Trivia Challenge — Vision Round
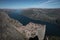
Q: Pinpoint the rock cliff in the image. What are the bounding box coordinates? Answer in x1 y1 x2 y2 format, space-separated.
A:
0 12 46 40
0 12 25 40
17 22 46 40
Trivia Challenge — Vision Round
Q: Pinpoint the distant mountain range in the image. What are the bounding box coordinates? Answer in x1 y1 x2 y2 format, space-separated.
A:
22 8 60 25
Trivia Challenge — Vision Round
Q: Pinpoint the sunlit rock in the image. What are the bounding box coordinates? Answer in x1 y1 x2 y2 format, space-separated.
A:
0 12 25 40
17 22 46 40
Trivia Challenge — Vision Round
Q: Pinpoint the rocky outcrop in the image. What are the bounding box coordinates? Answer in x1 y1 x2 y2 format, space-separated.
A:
17 22 46 40
0 12 46 40
0 12 25 40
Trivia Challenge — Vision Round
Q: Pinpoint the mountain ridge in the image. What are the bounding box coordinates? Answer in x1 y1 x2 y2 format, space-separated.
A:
22 8 60 25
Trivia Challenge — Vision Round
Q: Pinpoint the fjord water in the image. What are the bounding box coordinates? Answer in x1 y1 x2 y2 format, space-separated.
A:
8 10 60 36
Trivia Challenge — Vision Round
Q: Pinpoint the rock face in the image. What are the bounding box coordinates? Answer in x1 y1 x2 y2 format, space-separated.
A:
0 12 46 40
17 22 46 40
0 12 25 40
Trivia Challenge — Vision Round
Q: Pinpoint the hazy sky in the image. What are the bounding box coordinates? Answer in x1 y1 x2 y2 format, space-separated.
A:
0 0 60 9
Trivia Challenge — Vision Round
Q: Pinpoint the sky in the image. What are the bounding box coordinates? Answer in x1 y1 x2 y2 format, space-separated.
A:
0 0 60 9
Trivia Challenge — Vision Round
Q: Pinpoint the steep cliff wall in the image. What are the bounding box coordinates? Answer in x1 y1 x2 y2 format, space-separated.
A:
17 22 46 40
0 12 25 40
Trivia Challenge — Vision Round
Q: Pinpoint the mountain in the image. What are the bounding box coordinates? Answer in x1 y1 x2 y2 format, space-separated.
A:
0 12 25 40
22 8 60 25
7 11 60 36
0 9 60 40
0 12 47 40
